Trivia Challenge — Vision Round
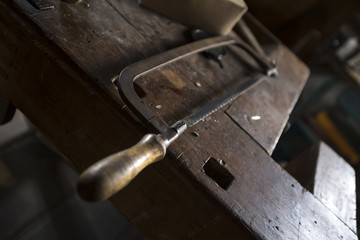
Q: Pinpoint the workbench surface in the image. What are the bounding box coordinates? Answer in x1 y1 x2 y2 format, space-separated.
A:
0 0 357 239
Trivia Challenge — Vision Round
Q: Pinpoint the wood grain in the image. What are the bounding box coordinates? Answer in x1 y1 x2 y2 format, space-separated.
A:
286 142 357 233
0 0 356 239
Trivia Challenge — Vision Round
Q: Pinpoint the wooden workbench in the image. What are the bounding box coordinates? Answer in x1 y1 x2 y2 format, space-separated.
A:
0 0 357 239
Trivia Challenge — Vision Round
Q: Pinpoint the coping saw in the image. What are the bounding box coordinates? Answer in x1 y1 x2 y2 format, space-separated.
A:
77 35 277 201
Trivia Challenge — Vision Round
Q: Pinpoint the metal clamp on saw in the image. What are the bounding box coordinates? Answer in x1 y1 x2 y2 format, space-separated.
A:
77 35 277 202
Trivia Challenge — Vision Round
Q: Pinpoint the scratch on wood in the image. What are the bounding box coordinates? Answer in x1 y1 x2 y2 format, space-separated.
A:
105 0 138 30
176 152 184 160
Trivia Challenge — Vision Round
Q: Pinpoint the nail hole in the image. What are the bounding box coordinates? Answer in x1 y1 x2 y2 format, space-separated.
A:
203 157 234 190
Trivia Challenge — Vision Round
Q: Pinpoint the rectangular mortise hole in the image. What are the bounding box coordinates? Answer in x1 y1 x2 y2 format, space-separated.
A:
203 157 234 190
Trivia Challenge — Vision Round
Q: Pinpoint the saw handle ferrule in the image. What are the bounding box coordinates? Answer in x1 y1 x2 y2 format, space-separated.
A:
77 134 168 202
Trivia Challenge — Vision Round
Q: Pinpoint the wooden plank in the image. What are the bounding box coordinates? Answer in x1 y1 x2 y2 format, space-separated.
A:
8 0 298 153
0 0 356 239
286 142 357 232
168 110 356 239
0 2 258 239
314 143 357 232
31 0 190 98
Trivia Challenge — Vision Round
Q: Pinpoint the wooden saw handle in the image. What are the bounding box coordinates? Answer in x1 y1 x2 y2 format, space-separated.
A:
77 134 167 202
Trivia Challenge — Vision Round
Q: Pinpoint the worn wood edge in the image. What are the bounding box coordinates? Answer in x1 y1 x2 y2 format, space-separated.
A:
286 141 357 234
314 143 357 233
169 110 357 239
